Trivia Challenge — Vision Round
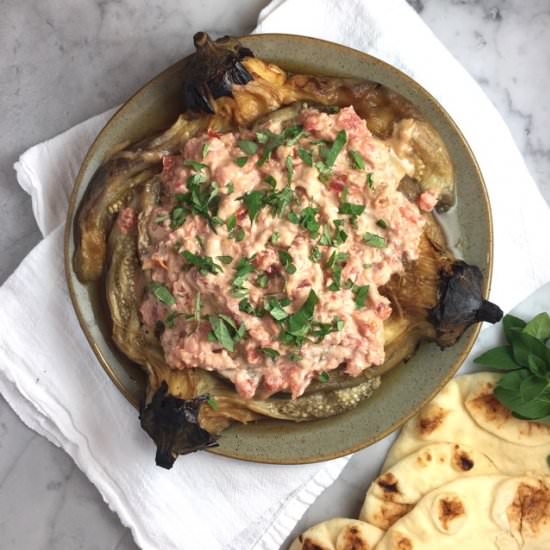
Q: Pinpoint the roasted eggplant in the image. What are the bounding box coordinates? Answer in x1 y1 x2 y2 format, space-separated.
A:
74 33 502 468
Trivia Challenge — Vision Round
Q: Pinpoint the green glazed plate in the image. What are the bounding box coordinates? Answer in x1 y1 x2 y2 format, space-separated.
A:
65 34 493 464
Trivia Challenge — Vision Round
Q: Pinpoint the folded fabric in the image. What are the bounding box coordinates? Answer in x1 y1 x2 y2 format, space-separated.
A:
1 1 549 549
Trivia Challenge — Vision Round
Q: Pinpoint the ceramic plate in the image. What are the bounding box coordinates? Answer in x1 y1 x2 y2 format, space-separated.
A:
65 34 492 464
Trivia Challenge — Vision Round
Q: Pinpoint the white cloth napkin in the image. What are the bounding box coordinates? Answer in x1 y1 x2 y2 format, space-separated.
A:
1 1 549 549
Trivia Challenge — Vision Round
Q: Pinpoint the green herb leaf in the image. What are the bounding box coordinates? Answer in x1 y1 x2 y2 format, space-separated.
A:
523 312 550 342
241 190 266 222
234 156 248 167
264 175 277 188
201 143 210 158
298 147 313 166
226 182 235 194
231 226 245 242
207 396 219 411
184 159 208 171
310 245 322 263
367 173 374 188
271 231 280 244
261 347 280 360
354 285 370 308
164 311 181 329
181 250 223 275
208 315 235 352
286 155 294 184
278 250 297 274
149 282 176 306
284 290 318 344
339 202 365 217
231 257 256 296
474 346 519 371
255 272 269 289
363 232 386 248
217 255 233 265
170 206 187 229
288 211 300 224
376 219 389 229
193 292 202 322
238 139 258 155
348 149 365 169
319 371 329 383
226 214 237 232
325 130 347 167
288 352 303 361
503 314 526 342
264 297 289 321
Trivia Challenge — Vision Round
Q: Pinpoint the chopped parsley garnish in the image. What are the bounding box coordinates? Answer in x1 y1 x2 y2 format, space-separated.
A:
238 139 258 155
264 296 290 321
363 232 386 248
234 156 248 167
297 206 320 237
288 352 303 361
325 130 347 167
256 125 306 166
261 347 280 360
238 298 264 317
310 245 322 263
201 143 210 158
255 272 269 288
281 289 318 346
339 202 366 217
348 149 365 169
149 282 176 306
278 250 297 274
367 172 375 188
231 226 245 242
164 311 181 329
181 250 223 275
271 231 280 244
241 190 265 222
184 159 208 171
170 206 187 229
174 177 220 230
226 214 237 232
326 251 349 291
319 371 329 383
264 174 277 188
297 147 313 166
193 292 202 322
286 155 294 184
353 285 370 308
217 255 233 265
376 219 389 229
310 318 345 342
207 396 219 410
154 212 168 224
231 256 256 297
288 211 300 224
226 182 235 194
207 314 246 352
319 220 348 247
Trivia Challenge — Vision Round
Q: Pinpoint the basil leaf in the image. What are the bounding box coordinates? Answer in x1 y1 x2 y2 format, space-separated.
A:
286 290 318 339
474 346 519 371
527 353 547 378
238 139 258 155
286 155 294 184
234 156 248 167
510 330 548 366
181 250 223 275
520 375 550 403
503 314 526 342
232 226 245 242
201 143 209 158
170 206 187 229
367 173 374 188
242 190 266 222
348 149 365 169
149 282 176 306
363 232 386 248
298 147 313 166
278 250 296 274
271 231 280 244
325 130 347 167
376 219 389 229
261 347 280 360
164 311 180 329
217 255 233 265
310 245 322 263
264 175 277 188
288 352 303 361
319 371 329 383
354 285 370 308
288 211 300 224
523 312 550 342
255 272 269 289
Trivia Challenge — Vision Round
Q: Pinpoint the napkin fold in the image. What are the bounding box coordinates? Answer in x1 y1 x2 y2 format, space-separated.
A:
1 1 549 549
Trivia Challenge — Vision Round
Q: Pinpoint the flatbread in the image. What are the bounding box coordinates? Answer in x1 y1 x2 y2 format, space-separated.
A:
360 442 498 529
383 372 550 475
375 475 550 549
288 517 384 550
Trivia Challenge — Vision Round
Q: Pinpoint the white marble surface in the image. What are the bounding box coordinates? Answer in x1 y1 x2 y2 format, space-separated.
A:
0 0 549 548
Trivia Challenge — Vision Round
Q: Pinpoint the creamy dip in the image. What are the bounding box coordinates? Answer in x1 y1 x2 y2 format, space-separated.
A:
134 105 431 399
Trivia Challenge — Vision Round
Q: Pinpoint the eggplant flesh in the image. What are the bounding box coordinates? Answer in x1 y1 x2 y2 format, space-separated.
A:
74 33 502 468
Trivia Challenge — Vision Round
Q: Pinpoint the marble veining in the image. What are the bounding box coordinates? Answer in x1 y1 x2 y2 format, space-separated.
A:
0 1 549 549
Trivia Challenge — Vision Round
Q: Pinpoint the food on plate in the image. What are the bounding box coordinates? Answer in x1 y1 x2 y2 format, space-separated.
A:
359 442 498 529
73 33 502 467
382 372 550 475
375 475 550 549
288 518 383 550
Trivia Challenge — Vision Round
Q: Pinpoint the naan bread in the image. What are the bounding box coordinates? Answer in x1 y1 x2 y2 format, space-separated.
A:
360 442 498 529
383 372 550 475
289 518 383 550
375 475 550 549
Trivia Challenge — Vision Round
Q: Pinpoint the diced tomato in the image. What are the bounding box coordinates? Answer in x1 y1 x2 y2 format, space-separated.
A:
330 177 346 192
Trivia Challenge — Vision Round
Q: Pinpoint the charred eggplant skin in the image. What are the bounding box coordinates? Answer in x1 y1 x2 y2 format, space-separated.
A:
429 261 503 346
183 32 254 114
140 382 218 469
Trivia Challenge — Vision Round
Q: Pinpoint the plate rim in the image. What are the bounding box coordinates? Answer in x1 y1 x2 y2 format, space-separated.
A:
64 33 493 464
